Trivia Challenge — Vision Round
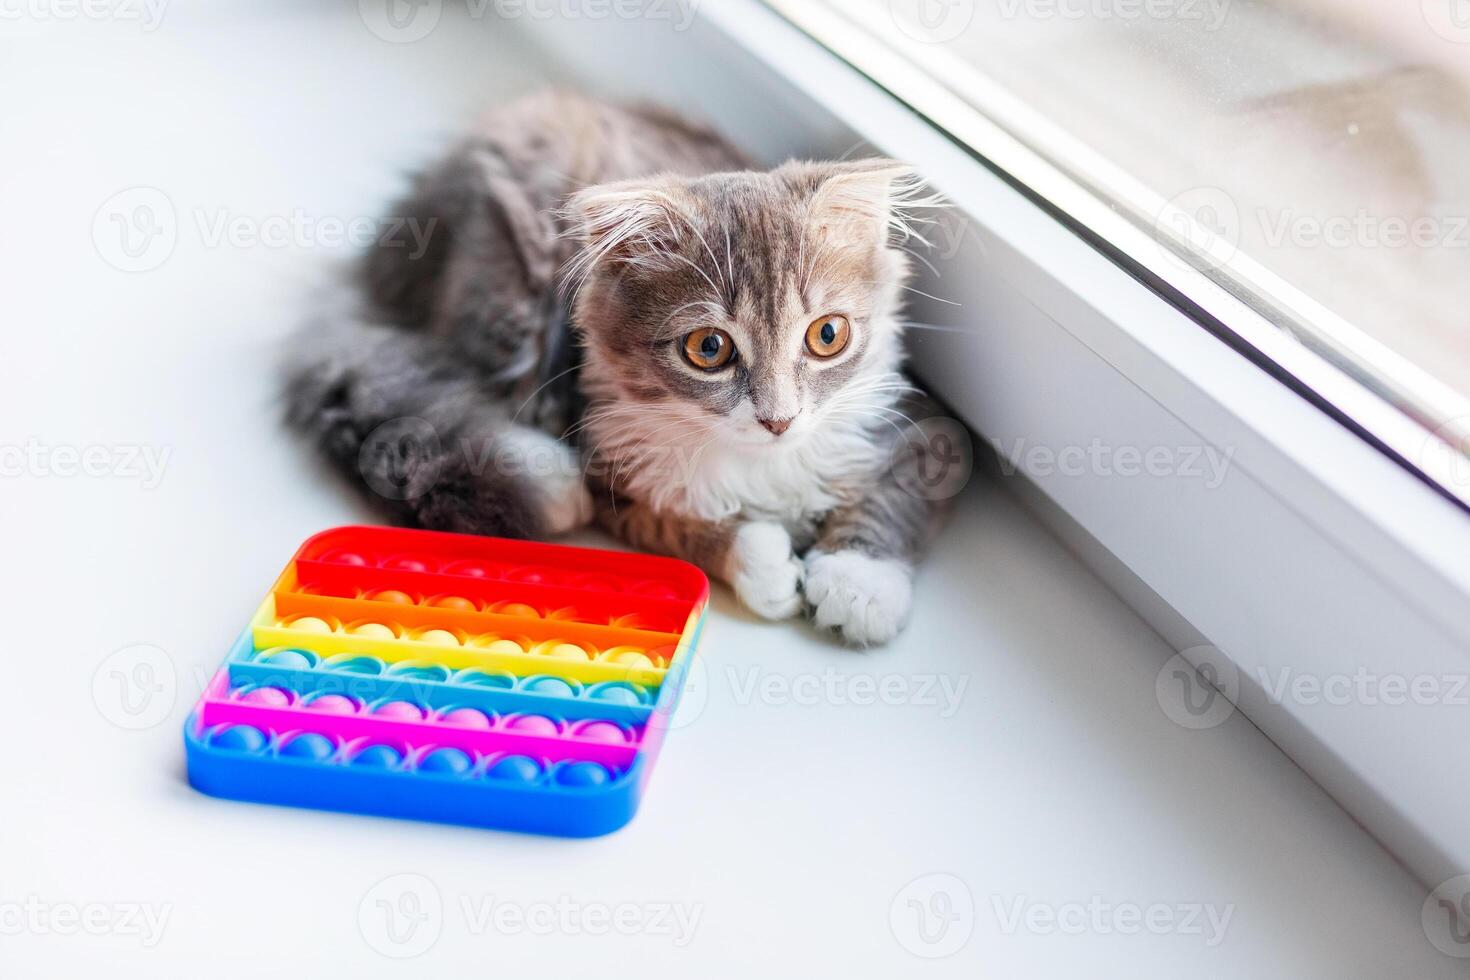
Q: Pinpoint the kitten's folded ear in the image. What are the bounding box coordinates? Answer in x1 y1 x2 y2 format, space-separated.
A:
785 158 943 249
561 177 688 288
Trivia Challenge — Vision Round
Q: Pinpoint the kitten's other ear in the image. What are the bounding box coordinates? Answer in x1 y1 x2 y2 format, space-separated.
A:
562 178 687 286
787 158 942 249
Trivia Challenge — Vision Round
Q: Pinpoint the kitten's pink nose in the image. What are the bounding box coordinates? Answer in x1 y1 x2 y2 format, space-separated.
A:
758 416 794 437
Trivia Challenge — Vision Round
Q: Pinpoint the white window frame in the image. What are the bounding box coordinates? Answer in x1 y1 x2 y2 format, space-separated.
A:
524 0 1470 889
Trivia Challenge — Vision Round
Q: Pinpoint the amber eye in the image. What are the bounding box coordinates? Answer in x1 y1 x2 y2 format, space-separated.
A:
805 314 851 358
681 327 736 370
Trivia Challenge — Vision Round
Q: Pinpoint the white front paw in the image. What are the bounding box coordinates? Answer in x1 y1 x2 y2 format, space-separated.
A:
727 522 804 621
803 550 913 646
508 428 593 535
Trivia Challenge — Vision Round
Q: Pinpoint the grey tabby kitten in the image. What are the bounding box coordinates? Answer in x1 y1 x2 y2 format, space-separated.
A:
284 91 950 645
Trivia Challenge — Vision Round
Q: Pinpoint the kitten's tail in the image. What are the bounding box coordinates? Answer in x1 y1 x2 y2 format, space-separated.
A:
280 292 591 539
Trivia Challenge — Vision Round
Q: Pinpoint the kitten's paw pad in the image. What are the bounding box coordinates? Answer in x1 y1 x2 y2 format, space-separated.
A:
728 522 804 621
803 551 913 646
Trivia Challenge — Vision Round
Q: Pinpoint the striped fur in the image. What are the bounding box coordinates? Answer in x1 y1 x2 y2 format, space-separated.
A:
283 91 950 644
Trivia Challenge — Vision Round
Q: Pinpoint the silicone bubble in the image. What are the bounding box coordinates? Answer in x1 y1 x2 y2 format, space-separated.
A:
601 647 654 670
373 700 426 722
428 595 477 612
382 556 432 574
260 649 316 669
453 668 515 689
211 724 267 753
322 655 384 675
367 590 416 605
648 646 677 668
506 714 559 737
555 761 612 788
238 686 292 707
493 603 539 619
386 661 450 683
608 614 646 629
347 622 396 640
575 575 619 592
301 582 357 599
419 747 474 776
522 676 575 698
442 560 498 579
486 755 542 782
286 616 334 634
573 721 628 743
542 642 591 662
321 549 369 566
469 637 526 657
351 744 403 768
303 694 359 714
546 607 580 622
587 682 645 706
506 567 553 585
631 581 680 599
415 629 460 647
440 707 493 729
279 732 336 762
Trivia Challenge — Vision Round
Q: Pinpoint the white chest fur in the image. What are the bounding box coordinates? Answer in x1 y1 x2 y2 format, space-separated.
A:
587 403 887 525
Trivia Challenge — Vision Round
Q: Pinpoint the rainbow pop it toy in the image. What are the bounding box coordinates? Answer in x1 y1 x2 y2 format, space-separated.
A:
184 526 708 836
